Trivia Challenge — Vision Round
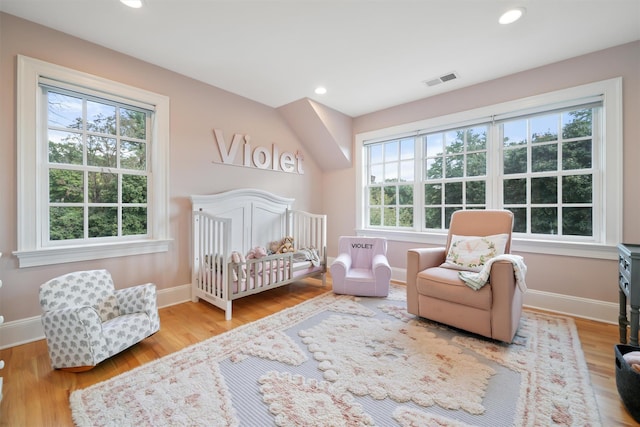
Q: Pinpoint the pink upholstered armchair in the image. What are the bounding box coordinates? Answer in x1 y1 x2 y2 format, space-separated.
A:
330 236 391 297
406 210 523 343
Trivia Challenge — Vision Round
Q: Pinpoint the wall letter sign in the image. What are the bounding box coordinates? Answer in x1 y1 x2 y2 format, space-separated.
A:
213 129 304 174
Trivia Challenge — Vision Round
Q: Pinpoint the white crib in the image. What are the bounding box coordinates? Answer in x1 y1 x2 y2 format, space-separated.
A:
191 188 327 319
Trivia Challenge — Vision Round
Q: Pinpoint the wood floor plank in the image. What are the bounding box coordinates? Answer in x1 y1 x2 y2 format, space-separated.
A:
0 280 636 426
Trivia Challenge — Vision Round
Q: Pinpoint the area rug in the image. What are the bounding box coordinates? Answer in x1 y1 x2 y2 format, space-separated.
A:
70 284 602 426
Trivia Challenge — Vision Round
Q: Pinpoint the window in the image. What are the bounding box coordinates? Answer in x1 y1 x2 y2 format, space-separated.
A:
46 88 151 242
357 79 622 259
501 109 597 237
423 125 489 228
15 56 171 267
367 138 415 228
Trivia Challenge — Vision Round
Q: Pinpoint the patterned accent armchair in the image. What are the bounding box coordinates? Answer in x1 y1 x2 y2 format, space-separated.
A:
39 269 160 371
330 236 391 297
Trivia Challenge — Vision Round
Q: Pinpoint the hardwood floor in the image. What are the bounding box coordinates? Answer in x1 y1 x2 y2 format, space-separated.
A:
0 279 636 426
573 315 638 426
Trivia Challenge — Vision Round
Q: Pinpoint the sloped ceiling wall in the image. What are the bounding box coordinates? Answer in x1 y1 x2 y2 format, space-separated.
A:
278 98 352 170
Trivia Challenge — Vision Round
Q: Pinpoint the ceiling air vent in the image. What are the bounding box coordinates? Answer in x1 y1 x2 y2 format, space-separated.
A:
423 72 459 87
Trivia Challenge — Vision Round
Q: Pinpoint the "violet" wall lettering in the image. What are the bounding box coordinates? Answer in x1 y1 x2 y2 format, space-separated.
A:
213 129 305 174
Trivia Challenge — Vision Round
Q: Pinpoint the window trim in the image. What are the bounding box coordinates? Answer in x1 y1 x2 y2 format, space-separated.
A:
14 55 171 267
355 78 622 260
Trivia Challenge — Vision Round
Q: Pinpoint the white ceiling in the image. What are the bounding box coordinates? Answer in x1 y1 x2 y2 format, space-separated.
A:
2 0 639 117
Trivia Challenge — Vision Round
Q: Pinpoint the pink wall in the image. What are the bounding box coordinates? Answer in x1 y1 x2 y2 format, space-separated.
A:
1 11 638 327
0 13 324 323
324 41 640 305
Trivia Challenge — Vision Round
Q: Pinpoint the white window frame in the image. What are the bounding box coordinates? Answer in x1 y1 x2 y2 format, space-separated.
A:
355 78 622 260
14 55 171 267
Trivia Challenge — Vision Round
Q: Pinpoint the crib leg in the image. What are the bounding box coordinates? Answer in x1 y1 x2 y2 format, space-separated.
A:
225 301 232 320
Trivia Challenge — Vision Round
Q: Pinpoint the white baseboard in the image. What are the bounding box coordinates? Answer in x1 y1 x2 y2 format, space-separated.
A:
390 266 405 283
0 315 45 350
156 283 192 309
522 289 618 325
0 283 193 350
0 280 619 350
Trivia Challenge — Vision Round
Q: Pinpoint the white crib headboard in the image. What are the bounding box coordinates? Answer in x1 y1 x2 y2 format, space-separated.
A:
190 188 295 255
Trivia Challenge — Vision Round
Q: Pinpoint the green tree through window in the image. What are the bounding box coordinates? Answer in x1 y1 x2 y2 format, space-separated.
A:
366 138 414 228
423 126 487 228
47 89 150 241
502 109 593 236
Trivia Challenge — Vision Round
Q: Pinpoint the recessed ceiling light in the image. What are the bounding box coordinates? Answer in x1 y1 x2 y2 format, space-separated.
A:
499 7 525 25
314 86 327 95
121 0 143 8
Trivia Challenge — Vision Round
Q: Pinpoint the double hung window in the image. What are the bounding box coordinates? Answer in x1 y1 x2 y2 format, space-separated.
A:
422 125 489 228
367 137 415 228
358 79 621 257
45 87 151 242
16 56 170 267
500 109 597 237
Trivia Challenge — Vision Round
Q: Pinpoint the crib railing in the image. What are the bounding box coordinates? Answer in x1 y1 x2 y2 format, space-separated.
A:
288 210 327 261
192 211 231 301
235 253 294 293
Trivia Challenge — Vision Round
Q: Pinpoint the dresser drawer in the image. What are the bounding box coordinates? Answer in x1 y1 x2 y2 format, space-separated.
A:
620 254 632 283
620 273 631 297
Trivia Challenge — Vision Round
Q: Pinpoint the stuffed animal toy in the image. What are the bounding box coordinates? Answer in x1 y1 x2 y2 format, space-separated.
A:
229 251 246 281
269 240 280 255
246 246 268 260
246 246 268 274
277 236 295 254
230 251 245 264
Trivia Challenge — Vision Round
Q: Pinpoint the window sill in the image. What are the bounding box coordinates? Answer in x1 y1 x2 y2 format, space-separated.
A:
13 239 172 268
355 228 618 260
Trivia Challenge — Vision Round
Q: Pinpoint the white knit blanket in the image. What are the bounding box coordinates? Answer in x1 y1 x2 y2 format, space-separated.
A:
292 248 321 267
458 254 527 292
